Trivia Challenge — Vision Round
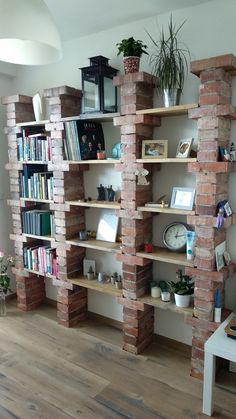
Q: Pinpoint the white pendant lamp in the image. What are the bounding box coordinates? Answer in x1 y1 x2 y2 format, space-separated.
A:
0 0 62 65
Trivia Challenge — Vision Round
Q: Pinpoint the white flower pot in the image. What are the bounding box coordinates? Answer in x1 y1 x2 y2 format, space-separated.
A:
174 293 191 308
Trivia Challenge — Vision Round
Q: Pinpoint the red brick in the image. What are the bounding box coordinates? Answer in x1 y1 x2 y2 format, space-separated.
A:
191 54 236 77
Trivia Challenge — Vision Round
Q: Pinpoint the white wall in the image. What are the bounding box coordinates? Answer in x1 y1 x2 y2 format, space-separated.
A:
5 0 236 343
0 71 18 291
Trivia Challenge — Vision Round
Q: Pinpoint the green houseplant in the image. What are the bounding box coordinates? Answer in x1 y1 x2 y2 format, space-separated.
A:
168 269 193 308
116 37 148 74
147 15 190 107
0 251 14 316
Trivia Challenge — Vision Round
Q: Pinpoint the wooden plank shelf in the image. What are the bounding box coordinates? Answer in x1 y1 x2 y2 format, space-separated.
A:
63 159 120 165
138 206 195 215
23 268 56 280
66 200 121 209
136 103 198 117
68 275 122 297
22 233 55 243
20 198 53 204
66 238 121 253
61 112 120 123
16 119 50 127
137 294 193 316
136 246 194 267
136 157 197 163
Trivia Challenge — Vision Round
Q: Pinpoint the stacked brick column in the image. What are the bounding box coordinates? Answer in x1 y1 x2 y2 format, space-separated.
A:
2 94 46 310
186 54 236 379
43 86 88 327
113 72 159 354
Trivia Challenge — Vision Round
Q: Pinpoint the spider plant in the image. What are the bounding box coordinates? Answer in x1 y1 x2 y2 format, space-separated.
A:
147 16 190 95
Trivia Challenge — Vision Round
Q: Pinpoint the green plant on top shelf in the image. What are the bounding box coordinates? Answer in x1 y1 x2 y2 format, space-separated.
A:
116 37 148 57
147 15 190 106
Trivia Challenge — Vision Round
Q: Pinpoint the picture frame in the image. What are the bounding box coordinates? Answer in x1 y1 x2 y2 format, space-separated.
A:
96 212 119 242
215 241 226 271
223 250 231 266
76 120 105 160
170 187 196 210
176 138 193 158
142 139 168 159
83 259 96 276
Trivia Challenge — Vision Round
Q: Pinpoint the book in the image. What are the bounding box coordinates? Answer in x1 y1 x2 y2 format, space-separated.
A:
76 120 105 160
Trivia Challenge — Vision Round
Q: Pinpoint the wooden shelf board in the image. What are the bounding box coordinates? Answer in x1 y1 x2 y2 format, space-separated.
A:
66 238 121 253
138 206 195 215
16 119 50 127
20 198 53 204
136 157 197 163
66 200 121 209
136 103 198 117
61 112 120 123
22 233 55 243
137 294 193 316
20 160 51 165
68 276 122 297
24 268 56 279
64 159 120 164
136 246 194 267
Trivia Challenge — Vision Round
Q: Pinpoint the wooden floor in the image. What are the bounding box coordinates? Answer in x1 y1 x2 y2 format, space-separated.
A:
0 301 235 419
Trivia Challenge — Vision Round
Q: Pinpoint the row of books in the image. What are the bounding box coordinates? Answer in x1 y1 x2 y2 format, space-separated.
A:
63 120 105 161
17 133 52 162
19 171 53 200
22 210 55 237
23 245 57 276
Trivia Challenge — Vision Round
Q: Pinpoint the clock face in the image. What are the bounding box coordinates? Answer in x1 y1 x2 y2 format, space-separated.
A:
163 222 190 252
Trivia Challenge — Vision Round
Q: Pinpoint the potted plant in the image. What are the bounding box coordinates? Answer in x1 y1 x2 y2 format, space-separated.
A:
87 265 95 280
0 251 14 316
168 269 194 308
147 15 190 107
116 37 148 74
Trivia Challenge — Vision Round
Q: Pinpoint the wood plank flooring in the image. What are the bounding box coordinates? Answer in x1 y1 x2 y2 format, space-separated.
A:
0 301 235 419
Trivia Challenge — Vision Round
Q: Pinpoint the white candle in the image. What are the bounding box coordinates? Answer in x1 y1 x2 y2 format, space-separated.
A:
151 286 161 298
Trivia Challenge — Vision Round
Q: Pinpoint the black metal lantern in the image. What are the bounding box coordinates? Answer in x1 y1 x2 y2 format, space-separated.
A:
80 56 118 114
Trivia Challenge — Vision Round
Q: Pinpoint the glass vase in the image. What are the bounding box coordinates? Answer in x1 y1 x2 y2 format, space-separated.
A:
0 291 6 316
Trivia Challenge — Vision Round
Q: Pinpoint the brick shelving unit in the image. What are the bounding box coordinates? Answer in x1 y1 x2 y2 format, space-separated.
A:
2 54 236 380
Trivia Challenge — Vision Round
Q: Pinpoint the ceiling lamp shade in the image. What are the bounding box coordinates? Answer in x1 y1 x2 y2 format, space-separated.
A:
0 0 62 65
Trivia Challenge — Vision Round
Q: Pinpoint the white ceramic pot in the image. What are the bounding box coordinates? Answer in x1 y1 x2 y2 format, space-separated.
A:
174 293 191 308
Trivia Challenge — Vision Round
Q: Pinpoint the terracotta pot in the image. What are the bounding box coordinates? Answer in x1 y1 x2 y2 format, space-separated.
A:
123 56 140 74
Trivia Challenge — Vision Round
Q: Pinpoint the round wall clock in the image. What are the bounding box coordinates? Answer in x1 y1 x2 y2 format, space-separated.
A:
162 222 192 252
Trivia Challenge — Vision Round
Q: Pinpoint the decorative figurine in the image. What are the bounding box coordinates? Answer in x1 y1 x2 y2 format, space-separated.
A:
230 142 236 162
216 207 224 229
134 168 150 185
97 184 106 201
107 185 115 201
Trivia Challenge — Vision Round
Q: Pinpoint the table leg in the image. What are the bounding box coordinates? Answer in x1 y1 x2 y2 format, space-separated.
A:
202 351 215 416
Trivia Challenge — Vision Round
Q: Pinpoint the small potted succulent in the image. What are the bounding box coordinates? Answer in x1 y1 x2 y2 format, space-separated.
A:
168 269 194 308
87 265 95 280
116 37 148 74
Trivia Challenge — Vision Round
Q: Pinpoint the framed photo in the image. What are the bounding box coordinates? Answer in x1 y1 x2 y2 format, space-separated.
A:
215 241 226 271
176 138 193 158
142 139 168 159
76 120 105 160
96 212 119 242
223 250 231 266
170 187 195 210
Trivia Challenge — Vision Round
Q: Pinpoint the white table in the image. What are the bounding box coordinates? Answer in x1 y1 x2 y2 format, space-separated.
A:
202 312 236 416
